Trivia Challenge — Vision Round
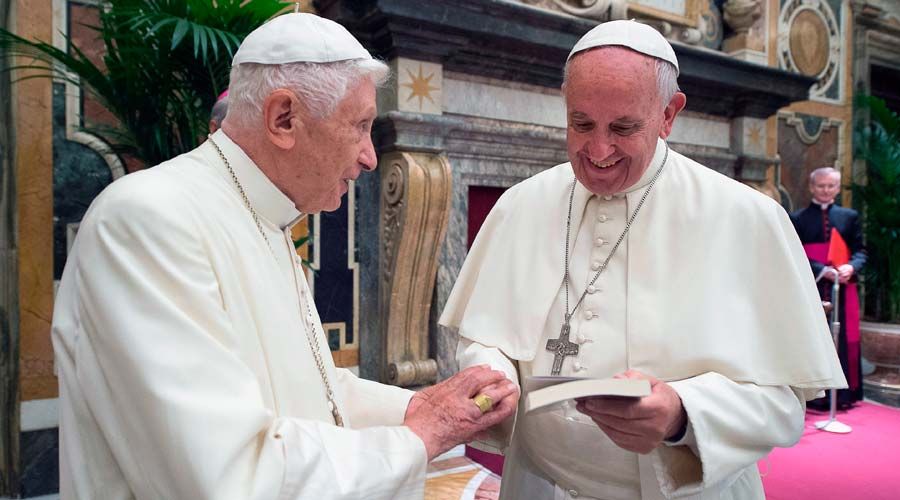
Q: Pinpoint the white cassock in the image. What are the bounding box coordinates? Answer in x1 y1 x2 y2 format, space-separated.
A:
441 138 846 500
52 129 427 500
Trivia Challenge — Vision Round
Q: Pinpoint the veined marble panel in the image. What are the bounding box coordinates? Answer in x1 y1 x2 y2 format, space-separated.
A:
669 113 731 149
442 78 566 128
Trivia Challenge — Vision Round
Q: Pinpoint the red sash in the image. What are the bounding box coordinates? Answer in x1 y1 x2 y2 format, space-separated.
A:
803 242 860 389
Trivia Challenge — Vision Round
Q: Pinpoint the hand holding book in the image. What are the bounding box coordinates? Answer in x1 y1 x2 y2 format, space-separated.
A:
571 369 688 454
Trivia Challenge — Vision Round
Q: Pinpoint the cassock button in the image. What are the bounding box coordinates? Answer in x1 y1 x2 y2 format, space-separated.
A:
573 361 585 372
596 237 605 246
587 285 598 294
591 261 601 271
603 195 613 201
584 310 593 319
598 214 608 222
568 489 579 498
576 333 587 344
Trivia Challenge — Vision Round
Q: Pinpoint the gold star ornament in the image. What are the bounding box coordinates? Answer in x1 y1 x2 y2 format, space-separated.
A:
401 64 440 111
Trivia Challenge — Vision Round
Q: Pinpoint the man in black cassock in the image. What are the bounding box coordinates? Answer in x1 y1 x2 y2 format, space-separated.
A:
791 167 867 408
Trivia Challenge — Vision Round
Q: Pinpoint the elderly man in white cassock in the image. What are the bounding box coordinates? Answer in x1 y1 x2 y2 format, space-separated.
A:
441 20 846 500
51 13 518 500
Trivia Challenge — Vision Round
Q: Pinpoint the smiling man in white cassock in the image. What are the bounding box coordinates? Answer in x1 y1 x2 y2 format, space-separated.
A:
51 13 519 500
440 20 846 500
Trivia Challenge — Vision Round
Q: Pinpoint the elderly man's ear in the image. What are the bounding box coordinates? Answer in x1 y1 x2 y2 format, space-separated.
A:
263 89 305 150
660 91 687 139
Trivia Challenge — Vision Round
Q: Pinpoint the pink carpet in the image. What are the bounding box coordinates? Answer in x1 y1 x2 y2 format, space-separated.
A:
467 402 900 499
759 402 900 500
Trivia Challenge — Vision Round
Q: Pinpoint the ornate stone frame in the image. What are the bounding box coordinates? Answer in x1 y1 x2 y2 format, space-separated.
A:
628 0 705 28
778 0 846 104
52 0 125 181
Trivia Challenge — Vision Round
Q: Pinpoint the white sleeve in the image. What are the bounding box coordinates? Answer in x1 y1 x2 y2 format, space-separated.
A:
650 372 804 497
456 337 519 453
67 194 427 500
335 368 415 428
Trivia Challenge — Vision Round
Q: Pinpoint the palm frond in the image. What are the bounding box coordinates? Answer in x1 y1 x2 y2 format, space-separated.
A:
0 0 288 166
853 94 900 321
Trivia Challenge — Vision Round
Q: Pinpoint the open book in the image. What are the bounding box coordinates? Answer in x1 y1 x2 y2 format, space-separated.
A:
523 376 651 413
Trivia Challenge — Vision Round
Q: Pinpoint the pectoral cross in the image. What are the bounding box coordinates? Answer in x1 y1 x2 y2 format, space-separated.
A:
545 315 579 375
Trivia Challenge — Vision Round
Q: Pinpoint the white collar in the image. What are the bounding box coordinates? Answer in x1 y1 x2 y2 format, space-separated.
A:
206 129 304 230
811 199 833 210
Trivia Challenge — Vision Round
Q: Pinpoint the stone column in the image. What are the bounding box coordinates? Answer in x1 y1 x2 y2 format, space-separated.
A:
731 116 780 198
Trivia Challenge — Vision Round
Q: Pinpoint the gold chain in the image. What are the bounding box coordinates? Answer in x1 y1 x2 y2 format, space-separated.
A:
207 135 344 426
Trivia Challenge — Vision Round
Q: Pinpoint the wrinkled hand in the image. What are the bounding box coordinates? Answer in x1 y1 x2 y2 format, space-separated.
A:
575 370 686 454
405 365 519 461
837 264 854 283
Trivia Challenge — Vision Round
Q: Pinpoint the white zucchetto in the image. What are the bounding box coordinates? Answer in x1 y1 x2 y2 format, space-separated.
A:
568 20 679 75
232 13 373 67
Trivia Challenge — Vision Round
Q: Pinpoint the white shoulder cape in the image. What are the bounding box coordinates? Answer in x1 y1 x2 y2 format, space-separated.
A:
441 143 845 394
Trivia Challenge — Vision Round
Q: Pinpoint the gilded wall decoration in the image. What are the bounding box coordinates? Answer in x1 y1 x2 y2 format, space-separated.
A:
397 59 443 115
778 0 844 103
697 0 724 50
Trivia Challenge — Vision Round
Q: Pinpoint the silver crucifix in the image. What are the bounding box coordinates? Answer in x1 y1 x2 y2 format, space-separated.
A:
546 316 579 375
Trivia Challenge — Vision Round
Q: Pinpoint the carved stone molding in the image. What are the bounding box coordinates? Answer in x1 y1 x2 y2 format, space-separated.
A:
778 110 843 145
542 0 628 22
379 151 452 386
723 0 762 34
734 153 776 184
322 0 813 117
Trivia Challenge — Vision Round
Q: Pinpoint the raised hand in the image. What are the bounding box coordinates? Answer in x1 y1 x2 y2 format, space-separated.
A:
575 369 686 454
404 365 519 461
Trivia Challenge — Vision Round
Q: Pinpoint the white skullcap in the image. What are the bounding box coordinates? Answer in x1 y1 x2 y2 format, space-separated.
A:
232 13 372 67
568 20 679 75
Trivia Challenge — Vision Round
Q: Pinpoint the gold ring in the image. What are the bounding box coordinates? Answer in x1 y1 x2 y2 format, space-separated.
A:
473 393 494 414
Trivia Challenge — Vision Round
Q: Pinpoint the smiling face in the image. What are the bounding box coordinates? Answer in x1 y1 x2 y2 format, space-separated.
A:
564 47 684 196
274 78 378 213
809 171 841 205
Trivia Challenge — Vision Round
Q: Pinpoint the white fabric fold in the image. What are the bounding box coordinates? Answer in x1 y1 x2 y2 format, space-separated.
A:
53 132 426 499
441 139 846 392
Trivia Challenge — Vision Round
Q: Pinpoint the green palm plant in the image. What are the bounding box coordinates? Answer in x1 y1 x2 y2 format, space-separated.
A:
0 0 287 167
853 94 900 322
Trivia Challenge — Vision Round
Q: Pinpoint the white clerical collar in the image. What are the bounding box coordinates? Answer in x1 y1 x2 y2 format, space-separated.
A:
623 137 668 194
811 199 833 210
207 129 303 230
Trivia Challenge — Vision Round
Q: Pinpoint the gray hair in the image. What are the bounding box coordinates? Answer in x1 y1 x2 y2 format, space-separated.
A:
227 58 390 128
563 49 680 109
809 167 841 183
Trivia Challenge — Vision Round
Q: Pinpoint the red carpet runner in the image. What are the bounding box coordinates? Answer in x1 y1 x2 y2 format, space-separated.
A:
453 402 900 500
760 402 900 500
